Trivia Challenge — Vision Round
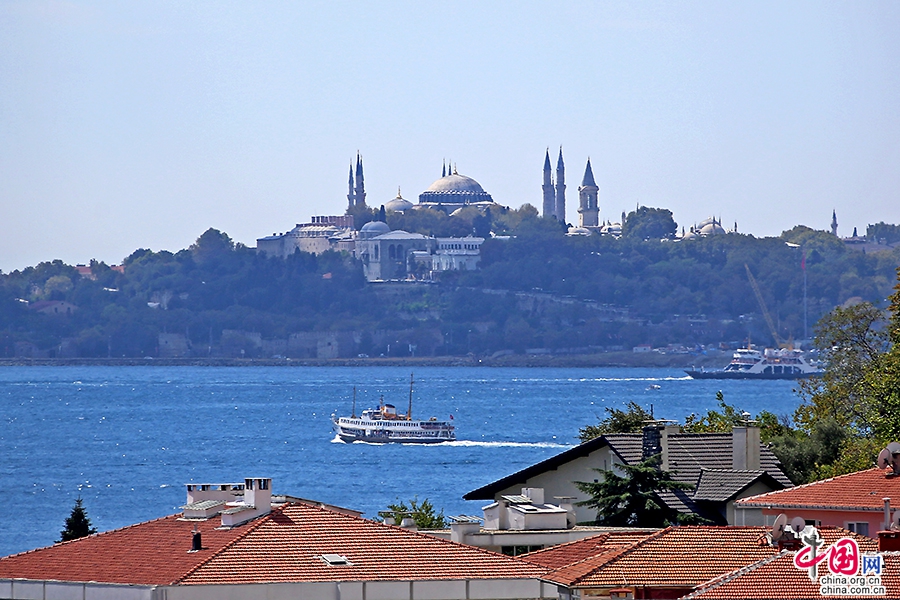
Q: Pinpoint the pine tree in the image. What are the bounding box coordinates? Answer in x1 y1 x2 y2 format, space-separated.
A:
575 455 702 527
58 497 97 542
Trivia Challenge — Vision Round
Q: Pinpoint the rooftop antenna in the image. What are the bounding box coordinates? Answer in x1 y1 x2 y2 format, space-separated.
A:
877 442 900 475
770 513 788 543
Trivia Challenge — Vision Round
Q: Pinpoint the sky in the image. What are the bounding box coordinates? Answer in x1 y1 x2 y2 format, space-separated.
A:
1 1 899 273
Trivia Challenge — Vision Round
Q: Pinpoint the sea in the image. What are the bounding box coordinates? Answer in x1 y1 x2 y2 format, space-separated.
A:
0 366 802 557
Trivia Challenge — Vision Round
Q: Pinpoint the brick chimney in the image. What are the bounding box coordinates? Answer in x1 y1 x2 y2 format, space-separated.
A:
878 530 900 552
733 426 761 470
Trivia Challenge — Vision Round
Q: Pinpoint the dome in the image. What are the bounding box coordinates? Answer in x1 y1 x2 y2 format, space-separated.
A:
358 220 391 239
699 222 725 236
384 192 413 213
419 170 494 207
567 226 592 236
425 173 486 194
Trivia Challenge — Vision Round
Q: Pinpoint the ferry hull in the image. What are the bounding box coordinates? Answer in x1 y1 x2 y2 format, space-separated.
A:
684 369 820 380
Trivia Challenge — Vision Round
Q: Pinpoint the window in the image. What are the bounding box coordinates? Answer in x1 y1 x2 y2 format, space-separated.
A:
501 545 543 557
847 522 870 536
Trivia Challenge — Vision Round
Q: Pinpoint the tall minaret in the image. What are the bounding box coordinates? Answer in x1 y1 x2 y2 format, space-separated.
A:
354 153 366 208
578 158 600 228
542 149 555 218
831 210 838 236
555 147 566 222
347 164 356 209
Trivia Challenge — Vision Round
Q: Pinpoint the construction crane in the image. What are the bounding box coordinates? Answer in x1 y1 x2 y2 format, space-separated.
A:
744 264 789 349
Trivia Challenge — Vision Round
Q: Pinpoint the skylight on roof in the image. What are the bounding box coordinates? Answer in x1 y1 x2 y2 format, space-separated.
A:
320 553 352 566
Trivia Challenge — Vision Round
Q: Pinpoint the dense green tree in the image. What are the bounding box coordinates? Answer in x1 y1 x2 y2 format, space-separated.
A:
574 455 702 526
58 497 97 542
382 497 447 529
623 206 677 240
579 401 653 442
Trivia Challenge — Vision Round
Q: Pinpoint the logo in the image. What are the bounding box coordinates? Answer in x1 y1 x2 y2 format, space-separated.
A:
792 527 885 597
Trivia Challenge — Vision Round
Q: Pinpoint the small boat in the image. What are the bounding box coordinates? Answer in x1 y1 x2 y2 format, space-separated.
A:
685 347 822 380
332 375 455 444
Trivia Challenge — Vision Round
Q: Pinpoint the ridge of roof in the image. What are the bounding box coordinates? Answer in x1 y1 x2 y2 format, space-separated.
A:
734 467 885 507
173 503 282 585
543 527 673 586
680 550 789 599
0 512 173 561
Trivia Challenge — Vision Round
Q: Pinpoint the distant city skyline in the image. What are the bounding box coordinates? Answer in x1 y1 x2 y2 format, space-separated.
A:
1 1 898 272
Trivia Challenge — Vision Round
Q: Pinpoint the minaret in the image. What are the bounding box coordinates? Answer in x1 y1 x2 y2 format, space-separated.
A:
555 147 566 222
347 164 356 209
831 210 838 236
578 158 600 228
354 153 366 208
542 149 555 218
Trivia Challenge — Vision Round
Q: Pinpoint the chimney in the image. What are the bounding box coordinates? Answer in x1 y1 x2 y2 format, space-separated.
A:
244 477 272 508
555 496 577 529
733 426 761 470
884 498 892 531
400 517 418 531
449 516 482 543
191 530 202 552
878 530 900 552
642 424 663 461
522 487 544 504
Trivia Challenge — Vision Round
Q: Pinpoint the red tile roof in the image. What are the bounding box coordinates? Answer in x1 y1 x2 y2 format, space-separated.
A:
735 467 900 511
540 526 875 590
0 503 548 586
684 550 898 599
521 530 654 569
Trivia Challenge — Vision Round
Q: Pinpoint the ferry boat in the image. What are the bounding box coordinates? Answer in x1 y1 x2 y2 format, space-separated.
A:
331 375 455 444
685 347 822 380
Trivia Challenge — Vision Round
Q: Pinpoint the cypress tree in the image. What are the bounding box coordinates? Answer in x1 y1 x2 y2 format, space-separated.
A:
58 497 97 542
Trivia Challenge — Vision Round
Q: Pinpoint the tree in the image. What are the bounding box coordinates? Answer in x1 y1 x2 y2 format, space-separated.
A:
623 206 677 240
794 302 889 435
574 455 701 527
58 497 97 542
683 391 789 442
381 497 447 529
579 401 653 442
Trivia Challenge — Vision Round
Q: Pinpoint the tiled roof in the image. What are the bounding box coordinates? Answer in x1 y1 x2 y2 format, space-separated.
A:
520 530 654 569
735 467 900 511
693 469 778 502
541 526 873 590
683 549 894 599
464 431 791 501
0 503 548 586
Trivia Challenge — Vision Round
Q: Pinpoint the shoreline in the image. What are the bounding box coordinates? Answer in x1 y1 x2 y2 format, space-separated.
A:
0 351 725 369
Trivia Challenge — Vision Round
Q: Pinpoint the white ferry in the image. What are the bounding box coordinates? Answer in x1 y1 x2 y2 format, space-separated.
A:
685 347 822 380
332 376 455 444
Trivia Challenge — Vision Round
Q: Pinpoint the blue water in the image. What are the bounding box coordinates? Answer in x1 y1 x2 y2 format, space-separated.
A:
0 366 801 557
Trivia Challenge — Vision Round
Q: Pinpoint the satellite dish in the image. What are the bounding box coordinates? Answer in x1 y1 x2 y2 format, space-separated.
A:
771 514 788 541
878 448 893 469
791 516 807 534
887 441 900 455
892 512 900 531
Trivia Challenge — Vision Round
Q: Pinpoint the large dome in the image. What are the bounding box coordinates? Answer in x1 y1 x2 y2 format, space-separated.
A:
425 173 486 194
419 170 493 207
358 220 391 239
384 191 414 213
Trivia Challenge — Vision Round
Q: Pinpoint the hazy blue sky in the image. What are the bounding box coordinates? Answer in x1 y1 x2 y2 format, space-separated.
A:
1 1 898 272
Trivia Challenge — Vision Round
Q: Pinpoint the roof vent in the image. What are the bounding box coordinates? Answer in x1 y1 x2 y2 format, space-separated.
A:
320 553 352 566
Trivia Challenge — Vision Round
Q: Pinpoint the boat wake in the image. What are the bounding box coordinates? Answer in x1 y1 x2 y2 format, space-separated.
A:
441 440 573 449
330 436 571 449
575 376 692 382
